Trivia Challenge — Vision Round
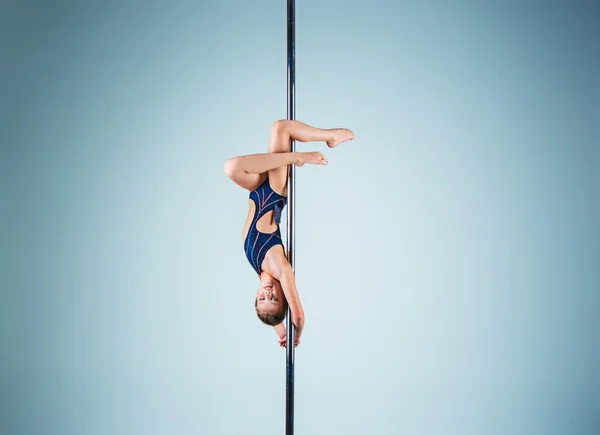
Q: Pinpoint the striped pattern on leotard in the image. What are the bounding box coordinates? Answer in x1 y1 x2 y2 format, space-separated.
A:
244 176 287 274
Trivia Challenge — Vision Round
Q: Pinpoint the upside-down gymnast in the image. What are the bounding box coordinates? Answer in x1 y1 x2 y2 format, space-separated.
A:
224 120 354 348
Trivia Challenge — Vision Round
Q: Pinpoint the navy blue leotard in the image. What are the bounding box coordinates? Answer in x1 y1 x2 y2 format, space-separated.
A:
244 176 287 274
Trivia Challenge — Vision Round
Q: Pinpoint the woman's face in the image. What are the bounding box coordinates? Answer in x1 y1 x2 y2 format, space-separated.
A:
256 273 284 314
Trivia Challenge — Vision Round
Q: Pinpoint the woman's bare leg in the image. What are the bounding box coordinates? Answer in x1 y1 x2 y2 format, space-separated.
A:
266 120 353 194
269 120 354 152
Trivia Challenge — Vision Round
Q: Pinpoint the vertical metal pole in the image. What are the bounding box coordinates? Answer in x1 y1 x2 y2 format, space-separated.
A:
285 1 295 435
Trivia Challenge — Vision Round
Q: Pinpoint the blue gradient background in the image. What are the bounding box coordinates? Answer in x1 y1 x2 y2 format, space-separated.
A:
1 1 598 434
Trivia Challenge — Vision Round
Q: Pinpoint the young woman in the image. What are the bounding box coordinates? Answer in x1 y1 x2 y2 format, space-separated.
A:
224 120 354 348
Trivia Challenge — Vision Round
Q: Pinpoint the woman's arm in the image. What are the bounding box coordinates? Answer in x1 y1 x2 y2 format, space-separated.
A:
261 252 304 337
274 322 286 339
276 264 305 338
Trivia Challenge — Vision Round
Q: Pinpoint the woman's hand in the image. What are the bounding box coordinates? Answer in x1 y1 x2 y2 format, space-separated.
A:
294 152 327 167
278 335 301 348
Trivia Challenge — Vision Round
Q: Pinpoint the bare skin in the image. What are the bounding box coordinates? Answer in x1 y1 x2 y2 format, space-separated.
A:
224 120 354 346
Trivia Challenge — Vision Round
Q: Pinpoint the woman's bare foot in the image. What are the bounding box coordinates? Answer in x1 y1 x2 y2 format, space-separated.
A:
326 128 354 148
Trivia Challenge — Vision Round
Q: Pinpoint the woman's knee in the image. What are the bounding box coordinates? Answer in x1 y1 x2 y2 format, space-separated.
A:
270 119 291 137
269 120 292 152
